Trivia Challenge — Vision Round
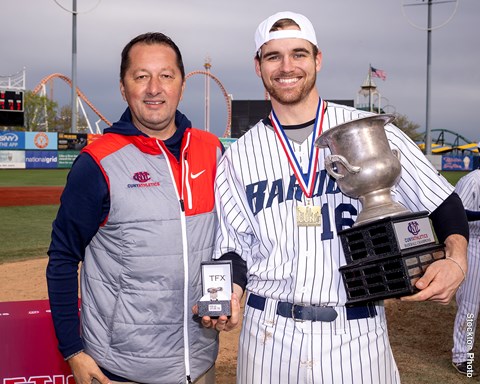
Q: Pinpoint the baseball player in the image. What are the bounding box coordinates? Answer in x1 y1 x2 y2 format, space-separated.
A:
201 11 469 384
452 166 480 377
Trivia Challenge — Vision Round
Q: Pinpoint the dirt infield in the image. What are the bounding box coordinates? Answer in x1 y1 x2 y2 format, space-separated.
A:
0 186 63 206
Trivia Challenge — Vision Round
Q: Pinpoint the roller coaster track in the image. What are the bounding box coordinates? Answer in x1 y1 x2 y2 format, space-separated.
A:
185 70 231 138
33 73 112 127
423 129 475 147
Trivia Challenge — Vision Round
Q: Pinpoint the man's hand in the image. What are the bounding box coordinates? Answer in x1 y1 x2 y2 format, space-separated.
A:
193 284 243 332
401 234 467 304
67 351 111 384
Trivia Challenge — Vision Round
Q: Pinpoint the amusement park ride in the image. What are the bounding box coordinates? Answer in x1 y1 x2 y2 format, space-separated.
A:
33 72 112 134
185 58 232 138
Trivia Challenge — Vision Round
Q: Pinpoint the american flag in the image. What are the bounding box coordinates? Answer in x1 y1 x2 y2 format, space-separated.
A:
371 66 387 81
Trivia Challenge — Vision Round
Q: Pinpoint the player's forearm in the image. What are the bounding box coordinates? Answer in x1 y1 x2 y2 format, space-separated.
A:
233 283 244 300
444 233 468 276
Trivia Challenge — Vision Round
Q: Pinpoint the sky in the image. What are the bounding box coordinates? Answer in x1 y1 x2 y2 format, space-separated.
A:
2 0 479 143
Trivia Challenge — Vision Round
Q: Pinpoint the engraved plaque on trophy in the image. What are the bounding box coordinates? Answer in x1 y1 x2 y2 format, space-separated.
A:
197 261 233 318
315 114 445 304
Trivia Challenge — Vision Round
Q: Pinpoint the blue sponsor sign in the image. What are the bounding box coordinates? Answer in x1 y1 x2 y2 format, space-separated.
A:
0 131 25 149
25 150 58 169
442 155 473 171
25 132 58 150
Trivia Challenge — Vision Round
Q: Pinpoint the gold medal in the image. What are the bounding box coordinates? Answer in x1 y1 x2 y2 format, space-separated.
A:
296 200 321 227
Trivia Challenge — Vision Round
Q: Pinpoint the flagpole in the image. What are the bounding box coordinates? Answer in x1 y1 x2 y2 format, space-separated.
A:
71 0 77 133
368 65 372 112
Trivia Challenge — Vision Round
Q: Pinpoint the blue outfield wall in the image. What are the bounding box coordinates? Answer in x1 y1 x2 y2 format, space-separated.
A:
0 130 477 170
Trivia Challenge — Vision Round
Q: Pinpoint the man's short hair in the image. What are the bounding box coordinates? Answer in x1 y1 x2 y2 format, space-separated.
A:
120 32 185 82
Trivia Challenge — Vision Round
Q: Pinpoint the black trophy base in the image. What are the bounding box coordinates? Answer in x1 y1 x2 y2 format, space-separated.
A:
338 211 445 304
339 243 445 304
197 300 231 318
339 211 435 264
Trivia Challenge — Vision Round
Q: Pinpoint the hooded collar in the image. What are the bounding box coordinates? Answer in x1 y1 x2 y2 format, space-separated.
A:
104 107 193 160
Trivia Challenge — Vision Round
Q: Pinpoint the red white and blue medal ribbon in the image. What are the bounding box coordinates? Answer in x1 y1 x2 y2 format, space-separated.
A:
270 98 325 199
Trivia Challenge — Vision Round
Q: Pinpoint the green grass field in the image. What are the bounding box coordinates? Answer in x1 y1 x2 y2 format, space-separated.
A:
0 169 69 187
0 169 470 264
443 170 469 186
0 169 68 263
0 205 59 263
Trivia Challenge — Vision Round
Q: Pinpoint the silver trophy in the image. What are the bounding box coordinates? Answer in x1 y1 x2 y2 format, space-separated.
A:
315 114 408 226
315 114 445 304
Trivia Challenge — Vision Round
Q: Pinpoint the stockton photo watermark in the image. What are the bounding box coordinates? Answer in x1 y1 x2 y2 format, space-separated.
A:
466 313 476 378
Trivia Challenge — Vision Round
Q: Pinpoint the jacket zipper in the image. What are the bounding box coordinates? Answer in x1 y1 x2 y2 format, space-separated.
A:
156 135 192 383
183 133 193 211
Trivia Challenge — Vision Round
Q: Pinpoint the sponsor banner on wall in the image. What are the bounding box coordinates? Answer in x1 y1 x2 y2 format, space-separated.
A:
25 150 58 169
0 150 25 168
25 132 58 150
87 133 102 145
442 155 473 171
0 131 25 150
58 150 80 168
58 133 88 150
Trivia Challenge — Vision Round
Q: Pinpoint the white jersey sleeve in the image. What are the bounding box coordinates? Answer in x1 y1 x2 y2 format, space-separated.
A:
384 123 454 212
214 150 260 262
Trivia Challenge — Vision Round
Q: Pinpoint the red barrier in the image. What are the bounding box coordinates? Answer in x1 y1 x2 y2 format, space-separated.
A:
0 300 73 384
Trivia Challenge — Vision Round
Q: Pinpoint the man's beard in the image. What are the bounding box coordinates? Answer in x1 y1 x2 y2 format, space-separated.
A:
262 75 316 106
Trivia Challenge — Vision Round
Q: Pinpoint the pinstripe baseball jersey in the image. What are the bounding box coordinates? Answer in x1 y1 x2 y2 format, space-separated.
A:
452 169 480 365
214 101 455 384
214 101 453 306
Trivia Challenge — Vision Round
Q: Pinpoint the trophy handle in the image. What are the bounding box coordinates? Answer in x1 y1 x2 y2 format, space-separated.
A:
325 155 361 180
392 148 400 160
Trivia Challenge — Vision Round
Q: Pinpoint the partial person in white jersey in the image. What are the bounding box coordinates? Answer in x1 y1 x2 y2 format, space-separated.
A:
200 11 469 384
452 166 480 377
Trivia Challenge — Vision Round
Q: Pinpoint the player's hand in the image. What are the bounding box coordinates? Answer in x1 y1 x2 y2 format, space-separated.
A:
401 234 467 304
67 351 111 384
193 291 242 332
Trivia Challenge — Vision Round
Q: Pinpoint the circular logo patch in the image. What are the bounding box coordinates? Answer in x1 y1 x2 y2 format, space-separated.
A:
34 132 49 149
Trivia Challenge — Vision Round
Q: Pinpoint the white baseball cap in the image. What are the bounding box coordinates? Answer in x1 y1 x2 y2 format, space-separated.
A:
254 11 318 53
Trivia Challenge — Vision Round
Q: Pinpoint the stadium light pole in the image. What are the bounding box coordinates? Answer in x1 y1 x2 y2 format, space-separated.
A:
401 0 458 157
424 0 432 155
71 0 78 133
54 0 102 133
